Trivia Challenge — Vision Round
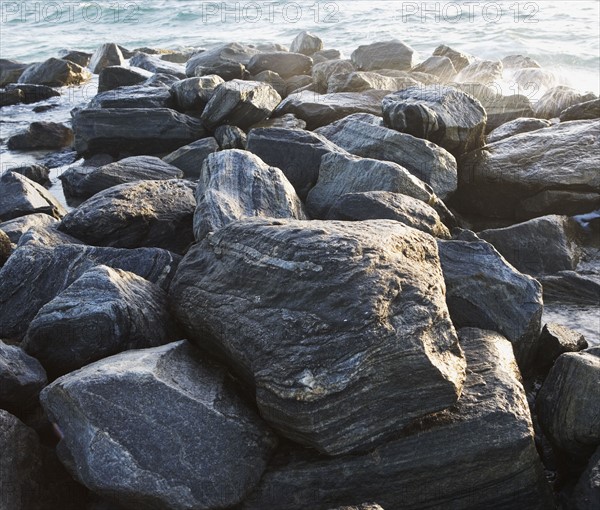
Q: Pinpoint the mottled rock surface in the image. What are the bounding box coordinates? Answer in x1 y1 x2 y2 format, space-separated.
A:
534 323 588 373
18 58 91 86
129 52 186 78
170 75 224 111
247 52 313 79
89 85 174 109
351 40 415 71
0 171 66 221
97 65 152 92
185 42 260 77
560 98 600 122
290 31 323 56
88 43 124 73
433 45 473 71
0 213 58 244
162 137 219 177
487 117 551 144
572 447 600 510
7 121 73 150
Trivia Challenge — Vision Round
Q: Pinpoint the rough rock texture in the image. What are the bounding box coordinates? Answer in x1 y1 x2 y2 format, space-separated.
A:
537 349 600 466
0 340 47 412
0 87 23 106
194 150 307 240
129 52 186 78
0 58 28 86
163 137 219 177
9 163 50 185
285 74 313 95
251 113 307 130
487 117 552 144
170 218 466 455
214 125 247 149
572 447 600 510
248 52 313 79
201 80 281 130
502 55 541 69
327 506 383 510
433 45 473 72
0 213 58 244
538 271 600 305
59 180 195 254
312 59 355 91
351 40 415 71
7 121 73 150
241 328 553 510
290 31 323 56
246 127 348 199
0 242 179 340
5 83 60 104
60 49 92 67
170 75 224 111
0 171 66 221
97 65 152 92
18 58 91 86
534 323 588 373
534 86 597 119
252 70 287 98
326 191 450 239
437 231 543 369
560 98 600 122
477 93 534 132
455 60 503 84
413 56 457 82
40 341 277 510
72 108 206 156
512 67 558 91
89 85 174 109
16 224 82 249
478 215 580 275
382 85 487 156
0 229 11 266
88 43 124 73
185 42 260 77
23 265 176 378
456 120 600 219
327 71 418 94
312 49 341 63
316 114 457 199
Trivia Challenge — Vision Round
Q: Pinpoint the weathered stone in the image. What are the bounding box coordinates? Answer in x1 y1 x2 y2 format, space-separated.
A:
5 83 60 104
512 67 558 91
351 40 415 71
16 224 83 249
60 50 92 68
560 98 600 122
97 65 152 92
534 86 597 119
572 446 600 510
41 340 277 509
481 94 534 132
129 52 186 78
327 71 418 94
255 43 288 52
163 137 219 177
248 52 313 79
0 58 28 86
185 42 260 77
487 117 552 143
88 43 124 73
455 60 503 84
0 229 11 266
190 61 246 81
413 56 457 82
312 59 355 91
194 150 307 240
285 74 313 95
433 45 473 72
251 112 307 130
0 213 58 244
0 171 66 221
89 84 174 109
8 121 73 150
0 87 24 106
290 31 323 56
18 58 91 86
534 323 588 373
214 125 247 149
502 54 541 69
9 163 50 185
252 70 287 97
538 271 600 305
170 75 224 111
312 49 341 64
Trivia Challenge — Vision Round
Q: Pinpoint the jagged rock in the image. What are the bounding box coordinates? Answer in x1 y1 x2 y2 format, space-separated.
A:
194 150 307 240
251 113 306 130
171 218 466 455
0 172 66 221
290 31 323 56
8 121 73 150
246 127 348 199
285 74 313 95
40 340 277 509
18 58 91 86
0 213 58 244
201 80 281 130
312 49 341 63
478 215 580 275
89 84 174 109
432 45 473 72
252 70 287 97
538 271 600 305
560 98 600 122
60 50 92 67
382 85 487 156
97 66 152 92
0 229 11 266
5 83 60 104
241 328 553 510
170 75 224 111
129 52 186 78
16 224 83 249
59 180 195 254
248 52 312 79
9 163 50 185
0 58 28 86
534 323 588 373
572 447 600 510
185 42 260 77
312 59 355 91
326 191 450 239
534 86 597 119
88 43 124 73
214 125 247 149
487 117 552 143
72 108 206 156
0 87 24 106
455 60 503 84
437 230 544 369
456 120 600 219
413 56 457 81
190 60 246 80
163 137 219 177
0 242 180 340
327 71 418 94
0 340 47 413
502 55 541 69
316 114 457 199
351 40 415 71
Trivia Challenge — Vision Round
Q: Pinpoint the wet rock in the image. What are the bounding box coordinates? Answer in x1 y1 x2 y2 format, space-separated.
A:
41 340 277 510
0 172 66 221
502 54 541 69
327 71 418 94
60 49 92 67
534 323 588 373
170 218 465 455
312 59 355 91
0 229 11 266
97 65 152 92
72 108 206 156
481 94 534 132
251 112 306 130
248 51 313 79
18 57 91 86
88 43 125 73
9 163 50 185
190 61 246 81
0 87 24 106
455 60 503 84
512 67 558 91
89 84 174 109
534 86 597 119
560 98 600 122
214 125 247 149
201 80 281 130
382 85 487 156
0 58 28 86
433 45 473 72
487 117 552 143
5 83 60 104
163 137 219 177
290 31 323 56
170 75 224 111
572 447 600 510
194 150 307 240
8 121 73 150
185 42 260 77
413 56 457 82
351 40 416 71
0 213 58 244
538 271 600 305
129 52 186 78
252 70 287 97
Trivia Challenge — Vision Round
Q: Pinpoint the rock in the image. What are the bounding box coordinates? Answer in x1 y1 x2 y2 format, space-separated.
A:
351 40 416 71
185 42 259 77
572 447 600 510
88 43 124 73
274 90 388 130
163 137 219 177
0 340 47 413
316 114 458 199
0 87 24 106
9 163 50 185
41 340 278 509
0 229 11 266
382 85 487 156
252 70 287 97
326 191 450 239
190 60 246 81
8 121 73 150
0 213 58 244
251 113 306 130
290 31 323 56
437 232 544 369
214 125 247 149
413 56 457 82
170 75 224 111
502 54 541 69
512 68 558 91
560 98 600 122
246 127 348 199
534 323 588 373
0 58 28 86
478 215 580 275
538 271 600 305
170 218 465 455
285 74 313 95
312 49 341 63
0 172 66 221
327 71 418 94
455 60 503 84
60 50 92 67
241 328 553 510
432 45 473 72
480 94 535 132
248 52 313 79
72 108 206 156
161 51 192 64
0 242 180 340
312 59 355 91
17 224 83 249
89 84 174 109
97 65 152 92
194 150 307 240
487 117 552 143
328 506 383 510
534 86 597 119
129 52 186 78
23 265 176 378
255 43 288 52
5 83 60 104
456 120 600 219
200 80 281 130
536 349 600 466
18 58 91 86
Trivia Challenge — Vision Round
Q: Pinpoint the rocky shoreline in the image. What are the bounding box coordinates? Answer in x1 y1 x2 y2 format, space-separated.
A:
0 32 599 510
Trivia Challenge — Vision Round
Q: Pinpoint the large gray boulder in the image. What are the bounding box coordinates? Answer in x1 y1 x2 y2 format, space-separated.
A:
7 121 73 150
560 98 600 122
0 229 11 266
534 86 597 119
312 59 355 91
170 218 466 455
88 43 124 73
247 52 313 79
241 328 553 510
252 70 287 98
0 171 66 221
59 180 195 254
162 137 219 178
88 84 174 109
5 83 60 104
129 52 186 78
194 150 307 241
18 57 91 86
413 56 457 82
456 120 600 219
0 58 28 86
170 75 224 111
0 213 58 244
351 40 416 71
97 65 152 92
487 117 551 144
437 230 543 369
185 42 260 77
214 125 247 149
8 162 51 185
572 446 600 510
290 31 323 56
327 71 418 94
534 323 588 373
455 60 503 84
382 85 487 156
432 45 473 72
40 341 278 509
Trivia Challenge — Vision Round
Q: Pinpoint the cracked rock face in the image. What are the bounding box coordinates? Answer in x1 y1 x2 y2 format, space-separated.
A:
41 340 277 510
170 218 466 456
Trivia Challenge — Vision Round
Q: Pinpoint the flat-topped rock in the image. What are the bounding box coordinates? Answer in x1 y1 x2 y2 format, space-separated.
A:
560 98 600 121
18 57 91 86
185 42 260 77
89 84 174 109
327 71 418 94
351 40 416 71
97 65 152 92
129 52 186 78
487 117 552 143
5 83 60 104
534 86 597 119
162 137 219 178
248 51 313 79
